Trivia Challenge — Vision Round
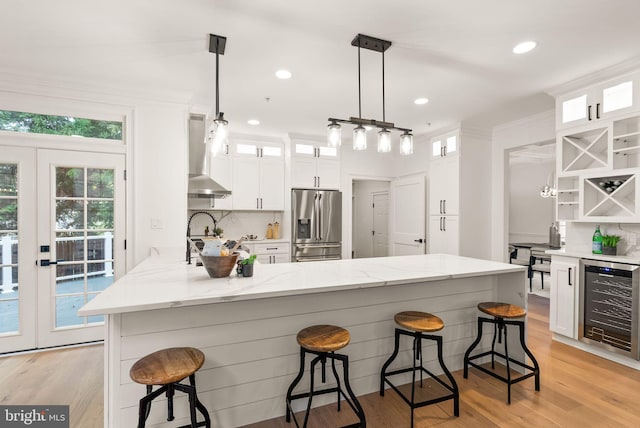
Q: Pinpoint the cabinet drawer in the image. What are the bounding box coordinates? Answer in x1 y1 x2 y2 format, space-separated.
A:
254 242 289 254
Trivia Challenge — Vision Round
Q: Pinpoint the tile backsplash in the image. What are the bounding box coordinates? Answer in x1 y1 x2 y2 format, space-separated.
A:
187 210 285 241
566 222 640 256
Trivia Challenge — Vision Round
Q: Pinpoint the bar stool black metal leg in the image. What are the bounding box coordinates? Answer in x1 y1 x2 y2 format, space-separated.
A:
410 335 418 428
502 320 512 404
518 321 541 391
189 374 211 428
337 353 366 427
330 353 342 412
491 322 498 369
167 383 175 421
380 328 401 396
302 355 322 428
464 317 484 379
435 335 459 417
137 385 168 428
286 348 307 423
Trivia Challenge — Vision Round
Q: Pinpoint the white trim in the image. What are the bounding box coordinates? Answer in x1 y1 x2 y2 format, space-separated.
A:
546 58 640 97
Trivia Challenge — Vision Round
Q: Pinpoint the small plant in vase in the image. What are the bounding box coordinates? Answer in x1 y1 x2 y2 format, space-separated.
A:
601 235 621 255
237 254 257 277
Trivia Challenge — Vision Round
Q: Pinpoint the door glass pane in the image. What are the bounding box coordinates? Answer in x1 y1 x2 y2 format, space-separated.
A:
562 95 587 123
432 140 442 156
0 164 17 196
55 295 85 328
446 136 457 153
0 162 19 335
86 294 104 324
54 166 115 329
56 167 84 197
56 232 84 262
56 200 84 229
87 168 114 198
603 81 633 113
87 201 114 229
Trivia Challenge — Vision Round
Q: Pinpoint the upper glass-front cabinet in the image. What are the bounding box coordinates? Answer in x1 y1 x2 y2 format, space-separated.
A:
293 141 339 159
431 132 459 159
557 74 640 130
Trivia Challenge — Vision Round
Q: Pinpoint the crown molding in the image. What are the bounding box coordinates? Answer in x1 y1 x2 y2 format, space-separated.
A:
546 56 640 98
492 109 555 134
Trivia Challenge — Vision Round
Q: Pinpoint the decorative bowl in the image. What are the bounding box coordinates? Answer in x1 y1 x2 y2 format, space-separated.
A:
199 254 239 278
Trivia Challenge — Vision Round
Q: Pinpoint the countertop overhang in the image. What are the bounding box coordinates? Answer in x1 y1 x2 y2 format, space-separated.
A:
546 248 640 264
79 248 525 316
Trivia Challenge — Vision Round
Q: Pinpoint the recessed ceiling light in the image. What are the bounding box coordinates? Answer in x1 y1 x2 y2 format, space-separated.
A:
414 97 429 105
512 41 537 54
247 119 260 126
275 69 292 79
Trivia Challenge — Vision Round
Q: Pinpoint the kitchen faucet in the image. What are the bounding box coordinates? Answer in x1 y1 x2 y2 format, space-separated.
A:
186 211 218 264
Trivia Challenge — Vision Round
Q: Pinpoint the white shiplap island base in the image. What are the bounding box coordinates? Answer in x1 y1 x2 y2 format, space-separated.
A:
79 248 527 428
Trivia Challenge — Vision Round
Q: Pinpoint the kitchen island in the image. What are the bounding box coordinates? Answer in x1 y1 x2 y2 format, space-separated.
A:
79 248 526 427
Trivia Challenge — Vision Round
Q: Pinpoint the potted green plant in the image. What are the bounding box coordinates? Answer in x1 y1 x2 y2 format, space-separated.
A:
601 235 621 255
237 254 257 277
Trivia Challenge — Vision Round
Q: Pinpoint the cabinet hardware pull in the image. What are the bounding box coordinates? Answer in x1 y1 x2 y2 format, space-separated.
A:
444 145 447 156
443 216 446 231
317 176 320 187
256 198 259 209
440 200 443 214
588 105 592 121
596 102 600 119
568 267 572 286
260 198 263 209
443 200 446 214
440 216 444 231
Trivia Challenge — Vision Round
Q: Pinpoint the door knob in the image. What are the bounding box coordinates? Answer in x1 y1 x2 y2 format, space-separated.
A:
414 238 424 243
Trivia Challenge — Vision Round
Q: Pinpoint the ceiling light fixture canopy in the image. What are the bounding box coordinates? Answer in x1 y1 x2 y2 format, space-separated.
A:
327 34 413 155
207 34 228 155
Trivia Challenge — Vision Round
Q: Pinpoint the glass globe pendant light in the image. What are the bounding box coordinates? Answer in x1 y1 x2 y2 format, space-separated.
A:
399 131 413 155
353 125 367 150
377 128 391 153
327 120 342 147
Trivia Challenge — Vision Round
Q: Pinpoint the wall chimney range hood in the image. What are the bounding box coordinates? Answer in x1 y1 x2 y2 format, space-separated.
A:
187 114 231 199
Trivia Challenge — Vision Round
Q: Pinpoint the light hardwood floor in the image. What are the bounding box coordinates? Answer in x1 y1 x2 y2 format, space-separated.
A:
1 295 640 427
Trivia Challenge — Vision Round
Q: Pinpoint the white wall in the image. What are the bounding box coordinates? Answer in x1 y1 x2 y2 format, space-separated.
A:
352 180 390 258
508 160 555 243
491 110 556 261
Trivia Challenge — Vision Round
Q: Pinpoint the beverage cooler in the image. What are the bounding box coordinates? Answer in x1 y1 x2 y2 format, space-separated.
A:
579 259 640 360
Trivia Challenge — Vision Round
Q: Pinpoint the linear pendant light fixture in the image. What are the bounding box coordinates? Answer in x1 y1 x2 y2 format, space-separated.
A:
207 34 229 156
327 34 413 155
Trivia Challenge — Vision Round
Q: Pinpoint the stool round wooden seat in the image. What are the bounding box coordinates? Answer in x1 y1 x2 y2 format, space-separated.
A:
394 311 444 332
286 325 365 428
464 301 540 404
130 347 205 385
296 324 350 352
130 347 210 428
477 302 526 319
381 311 459 427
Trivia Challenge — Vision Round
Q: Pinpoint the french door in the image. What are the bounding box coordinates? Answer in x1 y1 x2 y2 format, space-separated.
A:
0 146 125 353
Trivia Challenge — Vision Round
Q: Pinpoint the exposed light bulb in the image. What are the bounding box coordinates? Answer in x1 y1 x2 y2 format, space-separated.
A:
327 121 342 147
353 126 367 151
377 129 391 153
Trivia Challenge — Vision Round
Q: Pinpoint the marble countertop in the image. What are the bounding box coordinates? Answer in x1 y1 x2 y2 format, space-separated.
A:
78 248 525 316
546 248 640 264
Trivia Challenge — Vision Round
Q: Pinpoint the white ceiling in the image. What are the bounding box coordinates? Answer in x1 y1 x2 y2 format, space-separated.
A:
2 0 640 139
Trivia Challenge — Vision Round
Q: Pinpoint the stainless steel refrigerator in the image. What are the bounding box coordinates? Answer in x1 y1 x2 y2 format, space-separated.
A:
291 189 342 262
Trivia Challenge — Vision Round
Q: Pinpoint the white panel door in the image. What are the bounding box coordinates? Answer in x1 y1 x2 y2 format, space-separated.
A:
390 175 426 255
36 149 126 348
0 147 37 353
373 192 389 257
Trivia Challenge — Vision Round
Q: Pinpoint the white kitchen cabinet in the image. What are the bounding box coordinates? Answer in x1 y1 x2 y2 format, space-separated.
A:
556 72 640 130
428 215 459 255
210 148 232 210
291 139 341 189
243 240 290 264
427 127 491 259
231 141 284 210
428 155 459 216
580 167 640 222
550 256 579 339
431 131 459 159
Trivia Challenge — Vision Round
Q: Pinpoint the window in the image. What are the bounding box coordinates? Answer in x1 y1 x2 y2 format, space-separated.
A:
0 110 123 140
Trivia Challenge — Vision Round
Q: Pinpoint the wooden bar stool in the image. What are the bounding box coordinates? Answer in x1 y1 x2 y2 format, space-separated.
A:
285 325 366 428
463 302 540 404
130 347 211 428
380 311 459 428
